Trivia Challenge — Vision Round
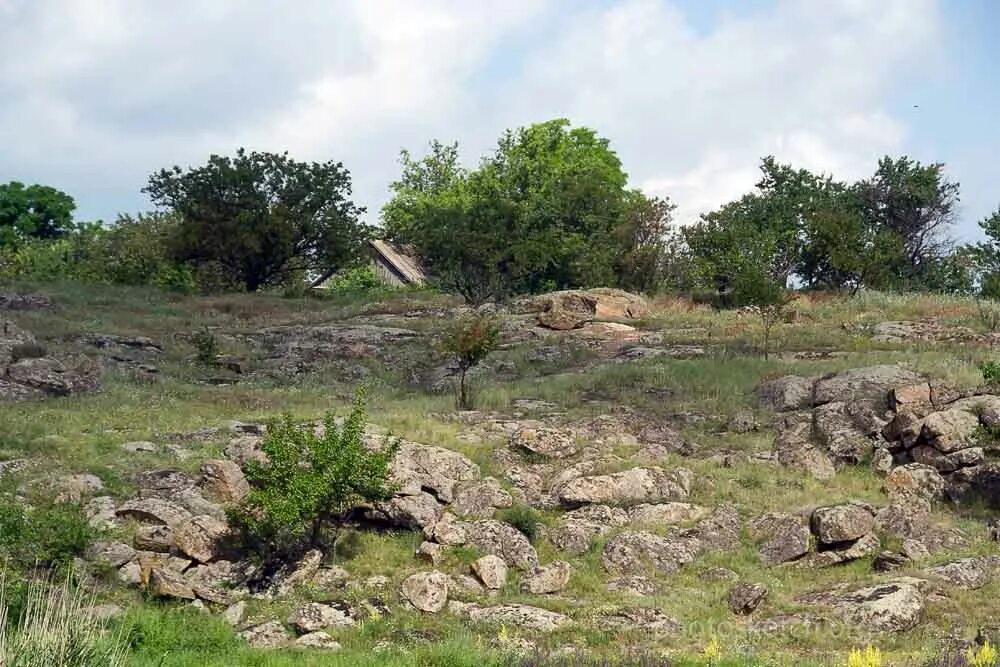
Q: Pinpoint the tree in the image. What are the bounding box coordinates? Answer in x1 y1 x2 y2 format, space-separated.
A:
230 392 399 564
614 191 681 293
732 265 791 359
145 149 370 291
383 119 631 303
440 315 500 409
856 156 960 289
0 181 76 246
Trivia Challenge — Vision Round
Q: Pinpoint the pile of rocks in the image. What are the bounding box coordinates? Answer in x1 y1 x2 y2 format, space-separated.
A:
748 502 879 568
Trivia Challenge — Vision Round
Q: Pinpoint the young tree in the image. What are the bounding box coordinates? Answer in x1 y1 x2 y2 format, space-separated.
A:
145 149 371 291
230 392 399 563
0 181 76 246
732 265 790 359
441 315 500 410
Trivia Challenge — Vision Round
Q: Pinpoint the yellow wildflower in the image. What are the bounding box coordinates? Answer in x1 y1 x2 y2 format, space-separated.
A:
967 640 999 667
846 645 883 667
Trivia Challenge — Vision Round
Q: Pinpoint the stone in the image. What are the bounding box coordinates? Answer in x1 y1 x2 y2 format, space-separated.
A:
772 421 835 480
729 582 768 615
749 513 811 566
871 447 894 475
134 524 173 552
86 541 136 569
813 402 874 463
388 440 480 503
799 533 880 567
602 530 699 575
595 607 681 634
813 365 923 408
416 541 448 566
147 566 195 600
884 464 946 501
757 375 816 412
311 566 350 591
810 504 875 545
728 410 759 433
222 601 246 626
522 561 571 594
199 460 249 503
450 478 513 518
462 519 539 570
5 356 100 397
873 551 911 572
400 571 449 613
946 463 1000 508
472 555 508 590
225 435 265 467
557 466 692 508
531 289 648 330
549 505 629 555
270 549 323 596
628 502 710 526
295 632 341 650
118 561 142 586
54 473 104 503
891 383 932 411
449 574 486 596
371 491 443 530
287 603 353 633
456 603 571 632
883 411 926 448
239 621 289 649
921 408 981 452
606 575 659 596
86 604 123 622
911 445 984 473
802 581 924 633
925 557 997 590
122 441 158 454
173 515 229 563
427 512 467 546
509 427 578 459
115 498 192 528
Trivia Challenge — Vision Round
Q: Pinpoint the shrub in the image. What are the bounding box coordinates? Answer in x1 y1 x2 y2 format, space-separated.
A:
190 328 219 365
979 361 1000 389
978 299 1000 332
497 505 541 542
320 265 382 293
0 574 128 666
0 501 95 570
229 391 400 566
441 315 500 410
9 342 47 363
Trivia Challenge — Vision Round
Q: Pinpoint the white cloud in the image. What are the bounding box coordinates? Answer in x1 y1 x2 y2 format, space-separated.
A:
0 0 944 228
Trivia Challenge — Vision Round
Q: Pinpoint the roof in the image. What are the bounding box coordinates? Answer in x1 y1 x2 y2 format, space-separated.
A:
368 239 427 285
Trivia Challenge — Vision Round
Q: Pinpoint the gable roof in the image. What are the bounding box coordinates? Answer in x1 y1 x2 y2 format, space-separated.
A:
369 239 427 284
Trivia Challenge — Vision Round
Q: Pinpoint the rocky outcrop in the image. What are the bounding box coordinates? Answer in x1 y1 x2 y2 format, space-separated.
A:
522 561 571 594
471 555 508 590
509 427 578 459
811 504 875 544
549 505 629 555
530 289 649 331
749 513 811 566
452 602 571 632
801 581 924 633
557 466 692 508
462 519 539 570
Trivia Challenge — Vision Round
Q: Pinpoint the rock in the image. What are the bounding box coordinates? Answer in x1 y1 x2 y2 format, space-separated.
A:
749 513 810 566
5 356 100 397
812 402 874 463
122 441 158 454
199 460 249 503
874 495 932 539
86 603 123 622
287 603 353 633
813 365 923 408
911 445 984 473
635 424 692 456
173 515 228 564
550 505 629 555
426 512 467 546
270 549 323 596
921 409 980 452
772 421 834 480
222 601 246 626
602 530 699 575
450 478 513 518
400 571 449 613
531 289 648 330
115 498 192 528
311 566 350 591
240 621 289 649
449 574 486 596
871 447 894 475
295 632 341 650
804 581 924 633
607 575 659 596
757 375 816 411
371 491 443 530
0 293 51 310
456 603 571 632
891 383 932 411
557 466 692 508
522 561 571 594
509 427 578 459
134 525 173 552
595 607 681 633
628 502 710 526
945 462 1000 508
728 410 759 433
225 435 265 467
147 567 195 600
84 496 117 529
729 582 768 615
799 533 880 567
693 504 742 552
925 557 997 590
463 519 539 570
811 504 875 545
472 555 508 590
883 411 927 448
416 541 448 566
117 562 142 586
873 551 911 572
884 464 945 501
54 473 104 503
389 440 480 503
86 541 136 568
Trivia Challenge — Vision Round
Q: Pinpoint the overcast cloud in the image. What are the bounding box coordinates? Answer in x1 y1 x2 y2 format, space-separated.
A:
1 0 996 237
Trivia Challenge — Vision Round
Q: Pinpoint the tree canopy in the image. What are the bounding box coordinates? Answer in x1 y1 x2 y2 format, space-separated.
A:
0 181 76 246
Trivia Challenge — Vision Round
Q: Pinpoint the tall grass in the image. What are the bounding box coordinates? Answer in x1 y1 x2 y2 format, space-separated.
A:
0 574 127 667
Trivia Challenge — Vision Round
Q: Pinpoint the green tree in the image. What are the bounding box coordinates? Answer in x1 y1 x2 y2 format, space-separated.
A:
969 208 1000 297
440 315 500 409
614 191 683 293
230 392 399 563
0 181 76 245
383 119 631 303
145 148 370 291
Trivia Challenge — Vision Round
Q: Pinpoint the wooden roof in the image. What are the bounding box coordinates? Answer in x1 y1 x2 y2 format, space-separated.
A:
369 240 427 285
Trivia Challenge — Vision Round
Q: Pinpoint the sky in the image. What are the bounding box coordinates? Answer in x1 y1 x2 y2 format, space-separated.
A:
1 0 998 240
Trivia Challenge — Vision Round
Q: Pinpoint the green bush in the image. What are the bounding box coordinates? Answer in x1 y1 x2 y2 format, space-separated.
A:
497 504 542 542
190 328 219 365
441 315 500 409
320 265 383 292
980 361 1000 388
229 391 400 565
0 501 96 569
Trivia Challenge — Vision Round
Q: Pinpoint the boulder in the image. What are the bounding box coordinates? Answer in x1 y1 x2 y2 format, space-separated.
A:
601 531 699 575
757 375 816 412
549 505 629 555
471 555 508 590
147 567 195 600
873 551 911 572
812 402 875 463
199 460 249 503
400 571 449 613
416 541 448 566
729 582 768 615
921 409 980 452
389 441 480 503
115 498 192 529
450 478 513 518
173 515 229 564
772 421 834 480
509 427 578 459
557 466 692 508
295 632 341 650
370 491 443 530
871 447 894 475
134 525 173 552
455 603 571 632
798 533 880 567
946 462 1000 507
874 496 932 539
269 549 322 596
5 356 100 397
532 289 648 330
891 383 932 411
287 603 353 633
522 561 571 594
426 512 467 546
749 513 810 566
628 502 710 526
813 365 924 408
925 557 998 590
85 541 136 569
884 464 945 502
239 621 289 649
883 411 926 448
595 607 681 634
831 581 924 633
910 445 984 473
810 504 875 545
463 519 539 570
54 473 104 503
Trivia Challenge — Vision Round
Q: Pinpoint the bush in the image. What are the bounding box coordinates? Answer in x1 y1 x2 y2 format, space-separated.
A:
9 342 47 363
441 315 500 410
320 265 383 293
978 299 1000 332
497 505 542 542
0 574 128 666
229 391 400 567
980 361 1000 389
190 328 219 365
0 501 95 570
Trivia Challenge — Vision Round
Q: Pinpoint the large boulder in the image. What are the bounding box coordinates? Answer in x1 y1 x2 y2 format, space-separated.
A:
454 603 571 632
813 366 924 408
602 531 700 575
199 460 249 503
509 427 578 459
819 581 924 633
5 356 100 397
115 498 192 529
921 409 981 453
389 441 480 503
450 478 513 518
549 505 629 555
748 513 810 566
173 515 229 564
532 289 649 331
522 561 571 594
400 571 449 613
910 445 984 473
757 375 816 412
812 402 877 463
884 464 945 502
810 504 875 545
462 519 539 570
471 555 508 590
946 463 1000 507
557 466 692 508
772 421 835 480
925 557 998 590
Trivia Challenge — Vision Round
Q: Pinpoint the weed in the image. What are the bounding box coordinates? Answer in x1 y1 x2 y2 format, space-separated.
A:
497 505 542 542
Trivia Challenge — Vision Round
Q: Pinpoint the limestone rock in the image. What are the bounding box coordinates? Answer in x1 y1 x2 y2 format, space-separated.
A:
287 603 354 633
550 505 629 555
199 460 249 503
389 441 480 503
522 561 571 594
757 375 816 412
472 555 508 590
601 530 699 575
557 466 692 508
803 581 924 633
884 464 945 502
400 571 449 613
456 603 571 632
921 408 980 453
239 621 289 649
729 582 768 615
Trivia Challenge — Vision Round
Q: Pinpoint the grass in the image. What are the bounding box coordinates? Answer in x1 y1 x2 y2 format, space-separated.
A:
3 281 1000 666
